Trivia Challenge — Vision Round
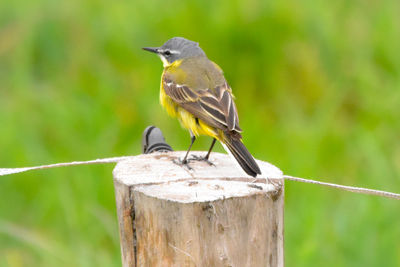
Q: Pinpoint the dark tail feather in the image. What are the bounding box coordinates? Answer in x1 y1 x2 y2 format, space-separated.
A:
223 136 261 177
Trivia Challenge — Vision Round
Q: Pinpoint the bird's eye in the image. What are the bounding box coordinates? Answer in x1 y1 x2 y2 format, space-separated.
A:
164 50 171 56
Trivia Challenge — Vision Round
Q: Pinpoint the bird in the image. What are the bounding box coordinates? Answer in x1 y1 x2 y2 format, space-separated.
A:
143 37 261 177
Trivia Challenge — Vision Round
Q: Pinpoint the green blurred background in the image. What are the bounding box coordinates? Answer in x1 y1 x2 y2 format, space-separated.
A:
1 0 399 266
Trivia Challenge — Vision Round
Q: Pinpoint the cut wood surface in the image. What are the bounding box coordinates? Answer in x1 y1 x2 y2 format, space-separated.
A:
113 151 284 267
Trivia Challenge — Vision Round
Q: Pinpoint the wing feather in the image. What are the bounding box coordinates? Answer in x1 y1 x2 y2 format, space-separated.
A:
163 77 242 133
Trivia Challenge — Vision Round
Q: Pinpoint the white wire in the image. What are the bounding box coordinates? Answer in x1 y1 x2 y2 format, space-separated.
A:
1 156 399 201
284 175 400 200
0 156 131 176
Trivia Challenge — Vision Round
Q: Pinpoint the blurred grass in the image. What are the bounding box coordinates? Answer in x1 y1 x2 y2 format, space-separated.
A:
1 0 400 266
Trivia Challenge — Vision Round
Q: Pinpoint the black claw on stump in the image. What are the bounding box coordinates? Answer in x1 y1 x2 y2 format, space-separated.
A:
189 155 215 166
173 158 193 171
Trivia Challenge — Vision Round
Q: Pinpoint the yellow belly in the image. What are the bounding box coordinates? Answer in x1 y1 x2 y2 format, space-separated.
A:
160 85 219 139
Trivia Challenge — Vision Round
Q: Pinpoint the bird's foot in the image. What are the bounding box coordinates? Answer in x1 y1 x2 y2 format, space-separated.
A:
173 158 193 171
189 155 215 166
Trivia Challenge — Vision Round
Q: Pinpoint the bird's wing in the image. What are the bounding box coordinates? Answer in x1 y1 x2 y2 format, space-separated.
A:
163 77 242 133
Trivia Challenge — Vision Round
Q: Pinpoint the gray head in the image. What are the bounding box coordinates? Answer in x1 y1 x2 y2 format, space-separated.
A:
143 37 206 66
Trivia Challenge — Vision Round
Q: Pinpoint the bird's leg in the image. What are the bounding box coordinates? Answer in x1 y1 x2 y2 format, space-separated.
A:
182 134 196 164
173 134 196 170
204 138 217 160
189 138 216 166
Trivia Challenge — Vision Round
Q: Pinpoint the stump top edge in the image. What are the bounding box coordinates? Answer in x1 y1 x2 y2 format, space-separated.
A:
134 179 280 203
113 151 283 186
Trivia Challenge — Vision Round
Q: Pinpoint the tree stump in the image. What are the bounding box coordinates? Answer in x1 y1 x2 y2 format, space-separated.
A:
113 151 284 267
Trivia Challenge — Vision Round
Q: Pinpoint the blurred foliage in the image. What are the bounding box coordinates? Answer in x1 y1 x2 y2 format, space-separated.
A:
1 0 400 266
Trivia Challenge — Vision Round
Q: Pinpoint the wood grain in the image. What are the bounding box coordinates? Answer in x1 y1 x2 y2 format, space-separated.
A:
113 151 284 267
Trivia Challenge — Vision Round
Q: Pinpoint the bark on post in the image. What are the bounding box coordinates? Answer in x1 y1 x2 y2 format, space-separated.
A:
113 151 284 267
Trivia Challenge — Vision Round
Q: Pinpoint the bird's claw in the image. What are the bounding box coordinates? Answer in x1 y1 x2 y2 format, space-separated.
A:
173 158 193 171
189 155 215 166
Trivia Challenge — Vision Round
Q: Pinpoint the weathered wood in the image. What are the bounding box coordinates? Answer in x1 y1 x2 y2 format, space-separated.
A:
114 180 136 266
113 151 284 267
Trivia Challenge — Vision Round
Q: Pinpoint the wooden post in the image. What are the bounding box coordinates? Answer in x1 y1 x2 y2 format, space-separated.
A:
113 151 284 267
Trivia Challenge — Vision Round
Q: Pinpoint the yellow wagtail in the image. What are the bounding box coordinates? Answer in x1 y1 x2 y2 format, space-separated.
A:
143 37 261 177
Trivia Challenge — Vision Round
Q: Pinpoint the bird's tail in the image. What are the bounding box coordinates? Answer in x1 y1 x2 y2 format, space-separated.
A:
222 133 261 177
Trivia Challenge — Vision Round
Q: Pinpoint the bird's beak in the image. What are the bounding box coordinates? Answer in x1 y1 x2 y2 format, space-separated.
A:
142 47 160 54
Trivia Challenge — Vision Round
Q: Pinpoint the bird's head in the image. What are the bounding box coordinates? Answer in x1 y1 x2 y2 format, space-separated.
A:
143 37 205 67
